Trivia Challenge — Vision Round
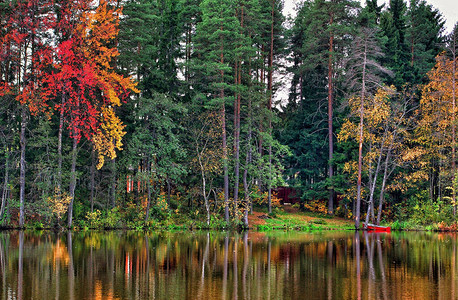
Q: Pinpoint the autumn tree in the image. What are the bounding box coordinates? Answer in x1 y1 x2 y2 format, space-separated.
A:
410 51 458 214
343 6 392 228
47 0 137 227
0 0 53 227
339 87 410 225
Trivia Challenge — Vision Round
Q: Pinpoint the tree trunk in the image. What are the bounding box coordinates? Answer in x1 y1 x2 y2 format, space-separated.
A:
68 135 78 228
57 93 65 194
204 177 210 226
110 158 116 209
377 149 391 225
243 123 252 227
90 150 95 213
0 147 9 223
267 0 275 214
452 39 456 216
19 108 27 228
243 111 252 225
365 140 384 225
234 61 240 214
355 40 368 230
222 103 229 222
243 160 249 227
220 30 230 223
198 147 210 226
327 11 335 215
258 45 265 195
145 175 151 222
234 3 244 218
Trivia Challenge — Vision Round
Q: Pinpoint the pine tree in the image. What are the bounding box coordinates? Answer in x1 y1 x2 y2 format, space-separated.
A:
193 0 243 221
380 0 410 87
282 0 358 213
406 0 445 85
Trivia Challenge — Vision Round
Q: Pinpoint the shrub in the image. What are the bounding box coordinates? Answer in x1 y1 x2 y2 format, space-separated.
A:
104 207 122 228
86 210 103 229
47 189 71 226
303 199 327 214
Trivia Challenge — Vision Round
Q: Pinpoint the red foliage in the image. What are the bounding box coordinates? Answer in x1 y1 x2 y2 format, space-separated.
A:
0 0 136 164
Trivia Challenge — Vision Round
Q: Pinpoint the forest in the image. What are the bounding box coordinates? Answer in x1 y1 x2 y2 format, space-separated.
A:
0 0 456 230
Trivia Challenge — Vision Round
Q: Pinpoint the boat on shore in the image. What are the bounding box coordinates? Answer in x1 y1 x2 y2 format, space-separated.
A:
363 223 391 232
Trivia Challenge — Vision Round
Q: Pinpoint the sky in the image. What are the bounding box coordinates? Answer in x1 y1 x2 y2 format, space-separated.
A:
283 0 458 34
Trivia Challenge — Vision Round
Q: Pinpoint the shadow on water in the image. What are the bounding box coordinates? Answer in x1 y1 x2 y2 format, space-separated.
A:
0 230 456 299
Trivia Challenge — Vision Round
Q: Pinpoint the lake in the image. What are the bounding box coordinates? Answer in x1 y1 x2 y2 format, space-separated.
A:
0 230 456 299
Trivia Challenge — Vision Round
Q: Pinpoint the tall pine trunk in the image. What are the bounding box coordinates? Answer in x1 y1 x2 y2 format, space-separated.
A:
234 4 244 219
243 96 253 227
19 108 27 228
220 34 230 222
327 10 334 215
243 141 252 227
267 0 275 214
258 45 265 195
68 135 78 228
234 61 240 214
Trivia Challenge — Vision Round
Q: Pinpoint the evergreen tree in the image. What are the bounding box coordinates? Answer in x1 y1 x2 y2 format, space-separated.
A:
193 0 243 221
281 0 358 213
406 0 445 85
380 0 410 87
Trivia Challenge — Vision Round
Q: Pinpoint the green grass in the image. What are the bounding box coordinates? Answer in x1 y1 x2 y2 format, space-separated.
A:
257 210 354 231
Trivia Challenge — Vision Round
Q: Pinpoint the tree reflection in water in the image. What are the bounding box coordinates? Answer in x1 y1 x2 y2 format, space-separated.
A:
0 231 457 299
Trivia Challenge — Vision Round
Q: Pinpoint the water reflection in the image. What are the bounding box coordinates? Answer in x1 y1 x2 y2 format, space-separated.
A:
0 231 457 299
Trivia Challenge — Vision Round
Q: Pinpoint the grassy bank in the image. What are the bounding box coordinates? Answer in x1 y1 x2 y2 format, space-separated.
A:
248 207 355 231
20 204 453 232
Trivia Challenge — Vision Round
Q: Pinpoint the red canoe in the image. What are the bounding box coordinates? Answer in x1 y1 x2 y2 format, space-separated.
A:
363 223 391 232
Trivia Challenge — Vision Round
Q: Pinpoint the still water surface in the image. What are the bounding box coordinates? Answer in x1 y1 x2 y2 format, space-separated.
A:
0 230 457 299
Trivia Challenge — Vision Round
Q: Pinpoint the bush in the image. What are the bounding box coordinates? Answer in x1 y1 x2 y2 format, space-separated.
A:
104 207 122 228
149 194 171 221
303 199 327 214
124 202 145 224
391 220 405 230
86 210 103 229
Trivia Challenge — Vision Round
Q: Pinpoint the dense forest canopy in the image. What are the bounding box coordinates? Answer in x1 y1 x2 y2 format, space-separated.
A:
0 0 456 229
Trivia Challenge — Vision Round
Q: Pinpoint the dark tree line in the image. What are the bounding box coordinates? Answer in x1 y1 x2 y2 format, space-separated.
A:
0 0 455 229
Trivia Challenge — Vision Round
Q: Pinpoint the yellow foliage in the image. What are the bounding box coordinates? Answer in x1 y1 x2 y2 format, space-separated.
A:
92 105 126 169
303 200 327 214
337 85 414 200
47 189 72 221
404 53 458 190
75 0 138 169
